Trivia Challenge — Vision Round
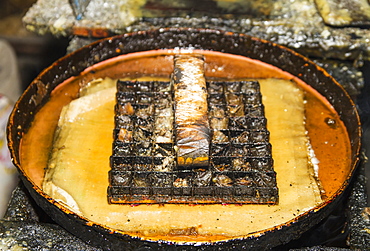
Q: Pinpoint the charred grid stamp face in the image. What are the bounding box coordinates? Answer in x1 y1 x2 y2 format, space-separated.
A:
108 55 277 205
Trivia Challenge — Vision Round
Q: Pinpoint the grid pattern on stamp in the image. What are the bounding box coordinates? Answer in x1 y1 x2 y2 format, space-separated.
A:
108 80 278 204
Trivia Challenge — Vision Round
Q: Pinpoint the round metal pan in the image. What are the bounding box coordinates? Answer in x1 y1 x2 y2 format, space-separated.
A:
7 28 361 250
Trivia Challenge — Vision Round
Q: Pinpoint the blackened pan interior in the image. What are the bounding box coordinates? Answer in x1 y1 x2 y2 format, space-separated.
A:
7 28 361 250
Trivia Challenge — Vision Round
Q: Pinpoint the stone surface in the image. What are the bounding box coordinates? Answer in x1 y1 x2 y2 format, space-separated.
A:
23 0 370 60
312 59 364 99
0 183 102 250
347 156 370 249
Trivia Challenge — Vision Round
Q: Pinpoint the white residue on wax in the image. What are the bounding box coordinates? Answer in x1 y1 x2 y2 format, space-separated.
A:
306 135 320 178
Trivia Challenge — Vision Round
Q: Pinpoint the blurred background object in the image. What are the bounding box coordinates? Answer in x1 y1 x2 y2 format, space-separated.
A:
69 0 92 20
0 40 21 217
0 0 68 218
0 0 69 92
0 93 17 218
0 40 20 102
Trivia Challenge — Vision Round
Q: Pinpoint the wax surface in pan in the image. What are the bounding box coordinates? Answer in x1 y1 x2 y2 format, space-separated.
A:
40 77 322 242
